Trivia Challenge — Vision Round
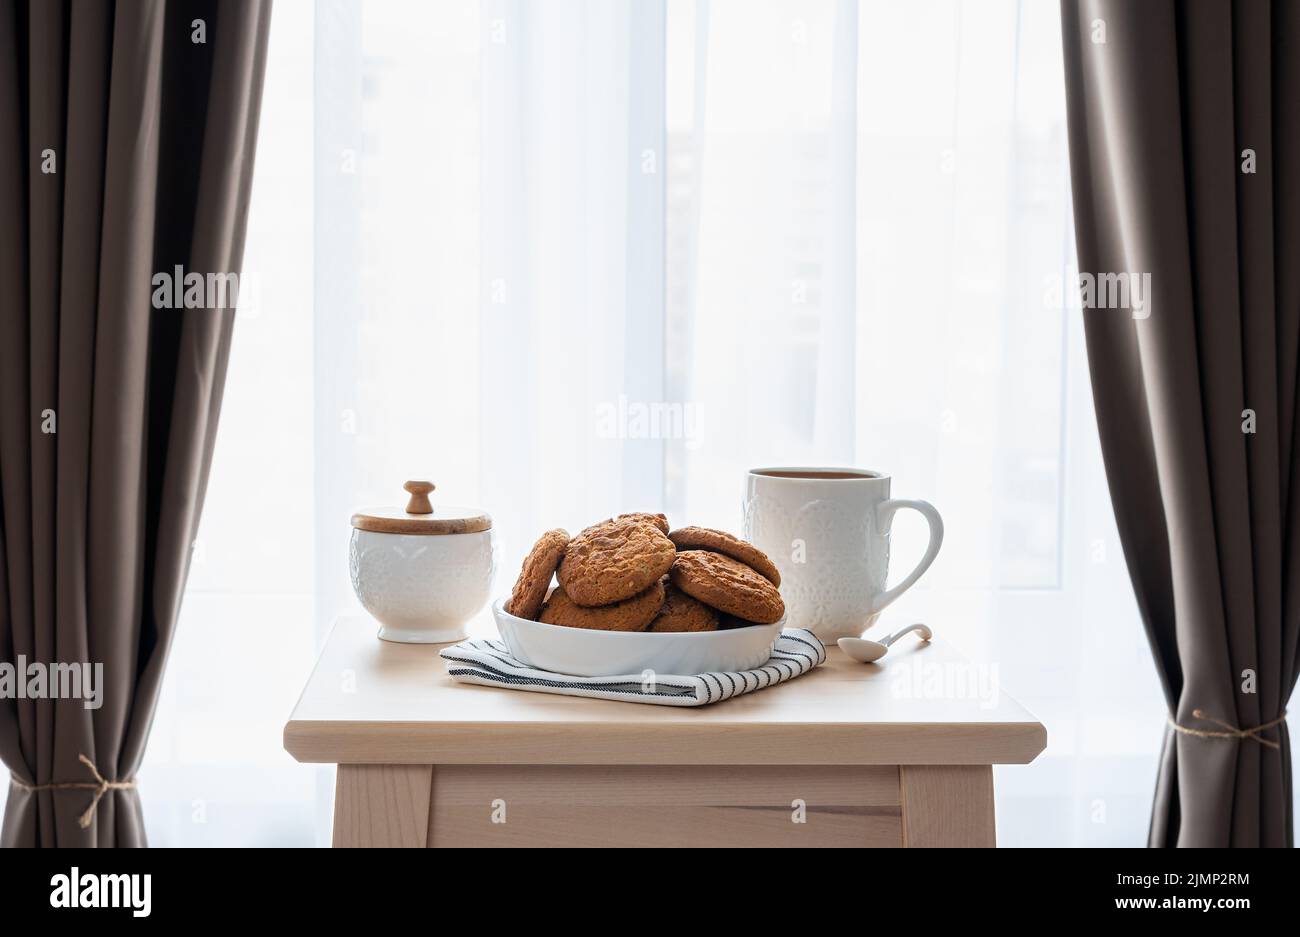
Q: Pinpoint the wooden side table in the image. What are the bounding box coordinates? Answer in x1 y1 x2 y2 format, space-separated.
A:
285 613 1045 847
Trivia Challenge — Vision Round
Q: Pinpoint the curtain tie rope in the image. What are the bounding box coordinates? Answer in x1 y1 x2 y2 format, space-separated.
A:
8 754 138 829
1168 709 1287 751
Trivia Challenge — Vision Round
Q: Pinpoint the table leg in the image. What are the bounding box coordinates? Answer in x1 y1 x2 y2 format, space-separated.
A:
900 765 996 847
332 764 433 848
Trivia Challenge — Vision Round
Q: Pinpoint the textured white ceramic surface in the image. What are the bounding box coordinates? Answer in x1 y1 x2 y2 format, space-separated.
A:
350 528 496 643
492 599 785 678
743 468 943 644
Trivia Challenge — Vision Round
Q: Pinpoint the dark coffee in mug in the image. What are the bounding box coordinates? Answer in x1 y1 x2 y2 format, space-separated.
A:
752 469 881 480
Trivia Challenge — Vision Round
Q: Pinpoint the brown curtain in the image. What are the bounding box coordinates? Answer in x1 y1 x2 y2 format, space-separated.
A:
0 0 271 846
1061 0 1298 846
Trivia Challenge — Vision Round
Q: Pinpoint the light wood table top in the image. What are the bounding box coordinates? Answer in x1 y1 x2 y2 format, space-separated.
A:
284 612 1046 767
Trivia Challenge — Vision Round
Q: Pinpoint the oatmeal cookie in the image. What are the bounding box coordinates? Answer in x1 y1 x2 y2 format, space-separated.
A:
615 511 669 534
505 528 570 620
669 550 785 624
648 580 720 633
557 518 676 606
667 526 781 586
538 580 665 631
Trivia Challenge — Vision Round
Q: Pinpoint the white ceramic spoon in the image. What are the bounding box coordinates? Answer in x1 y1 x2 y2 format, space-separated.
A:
837 623 932 663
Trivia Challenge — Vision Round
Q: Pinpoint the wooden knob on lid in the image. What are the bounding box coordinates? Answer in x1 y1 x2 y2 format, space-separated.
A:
351 482 490 534
403 480 435 515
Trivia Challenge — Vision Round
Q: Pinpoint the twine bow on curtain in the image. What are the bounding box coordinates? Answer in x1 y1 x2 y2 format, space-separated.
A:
9 755 137 830
0 0 272 847
1169 709 1288 751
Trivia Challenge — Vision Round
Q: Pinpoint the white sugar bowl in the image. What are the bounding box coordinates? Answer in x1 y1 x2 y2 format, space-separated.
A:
349 481 496 643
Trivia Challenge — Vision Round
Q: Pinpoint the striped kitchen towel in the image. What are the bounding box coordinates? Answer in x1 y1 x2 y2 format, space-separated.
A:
439 629 826 707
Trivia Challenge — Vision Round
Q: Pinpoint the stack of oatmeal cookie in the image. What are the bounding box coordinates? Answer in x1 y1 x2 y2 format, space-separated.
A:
505 513 785 632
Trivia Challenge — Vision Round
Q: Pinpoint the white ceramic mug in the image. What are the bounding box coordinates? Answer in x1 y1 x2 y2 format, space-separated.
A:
742 467 943 643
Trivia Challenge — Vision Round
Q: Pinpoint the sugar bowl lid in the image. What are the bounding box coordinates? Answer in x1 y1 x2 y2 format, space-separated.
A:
350 481 492 535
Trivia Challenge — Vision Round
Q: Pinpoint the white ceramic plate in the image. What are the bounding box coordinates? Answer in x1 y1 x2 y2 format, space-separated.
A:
492 598 786 677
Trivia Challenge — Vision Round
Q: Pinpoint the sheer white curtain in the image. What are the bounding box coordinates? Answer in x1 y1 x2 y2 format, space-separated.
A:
666 0 860 523
665 0 1165 845
78 0 1295 847
305 0 1163 847
478 0 668 572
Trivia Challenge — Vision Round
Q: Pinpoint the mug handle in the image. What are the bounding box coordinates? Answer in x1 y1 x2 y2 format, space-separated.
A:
869 499 944 615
